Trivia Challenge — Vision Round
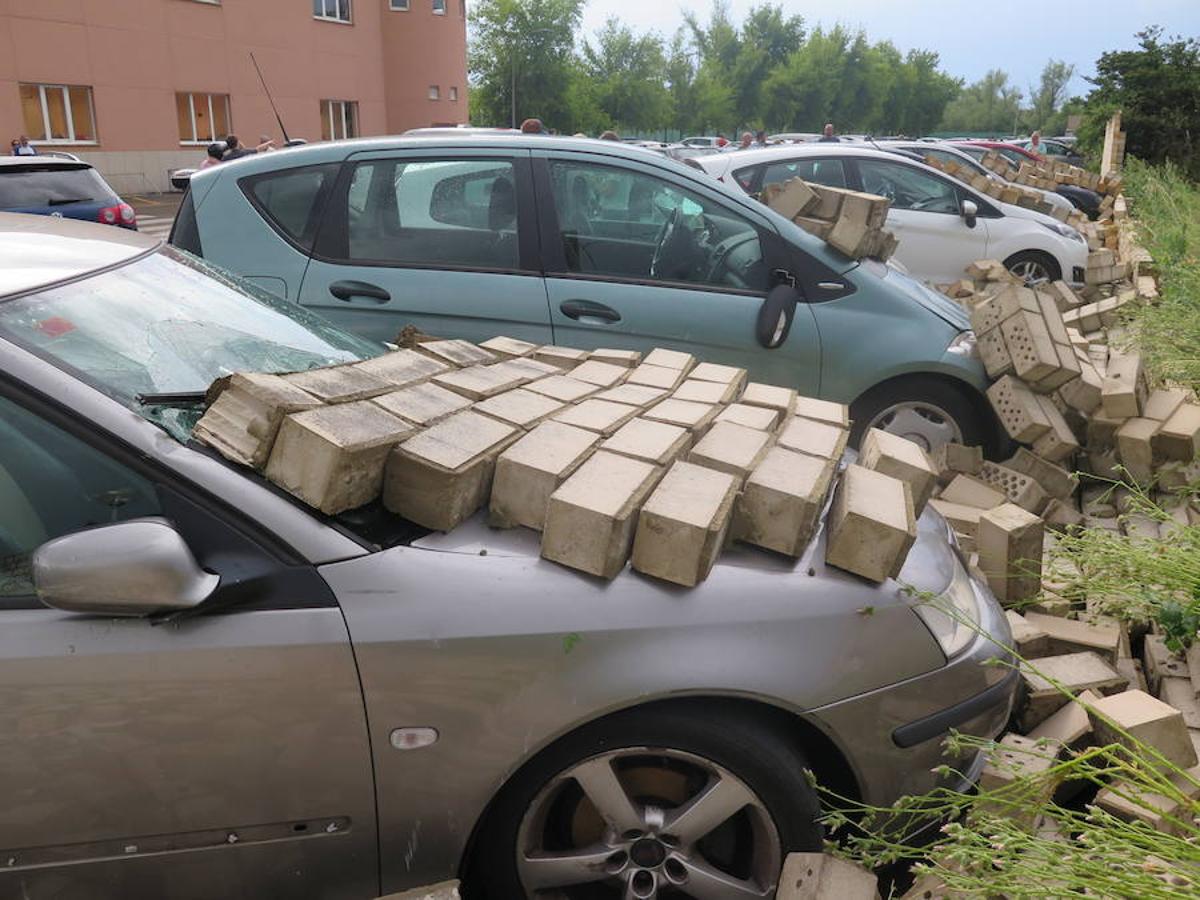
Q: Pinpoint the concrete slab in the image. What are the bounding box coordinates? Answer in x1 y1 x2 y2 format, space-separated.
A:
372 382 473 427
569 360 630 388
600 417 691 466
523 375 600 403
858 428 937 516
473 388 566 430
672 378 739 404
715 403 780 432
776 417 848 460
489 420 599 530
627 363 687 390
593 383 670 408
353 348 448 388
643 398 721 436
825 464 917 582
432 364 527 400
552 399 641 436
479 335 538 358
687 420 773 481
416 339 496 367
643 348 695 371
193 372 322 469
734 447 835 557
793 396 851 428
283 365 390 404
589 348 641 368
740 382 797 416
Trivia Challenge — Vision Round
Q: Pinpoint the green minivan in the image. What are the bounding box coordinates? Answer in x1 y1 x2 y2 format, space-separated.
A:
172 135 996 452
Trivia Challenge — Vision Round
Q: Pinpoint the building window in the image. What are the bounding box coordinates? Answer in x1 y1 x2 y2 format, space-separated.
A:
428 85 440 101
449 86 459 102
321 99 357 141
389 0 409 8
432 0 445 13
175 92 231 144
313 0 351 22
19 84 97 143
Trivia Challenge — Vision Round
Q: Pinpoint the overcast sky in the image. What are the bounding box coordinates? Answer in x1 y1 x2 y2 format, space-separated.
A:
576 0 1200 97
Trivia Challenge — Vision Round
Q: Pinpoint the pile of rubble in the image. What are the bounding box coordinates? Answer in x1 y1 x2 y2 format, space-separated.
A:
762 177 898 262
194 335 940 588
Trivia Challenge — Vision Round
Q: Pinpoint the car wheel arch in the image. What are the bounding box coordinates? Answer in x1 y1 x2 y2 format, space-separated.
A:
849 371 1003 456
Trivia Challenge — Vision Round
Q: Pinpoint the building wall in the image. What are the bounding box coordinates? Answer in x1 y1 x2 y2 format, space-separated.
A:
0 0 467 193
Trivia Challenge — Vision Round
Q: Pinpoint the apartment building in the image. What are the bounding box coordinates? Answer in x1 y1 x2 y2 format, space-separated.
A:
0 0 468 193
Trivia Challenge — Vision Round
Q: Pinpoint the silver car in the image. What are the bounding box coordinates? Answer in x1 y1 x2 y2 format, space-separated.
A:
0 214 1015 899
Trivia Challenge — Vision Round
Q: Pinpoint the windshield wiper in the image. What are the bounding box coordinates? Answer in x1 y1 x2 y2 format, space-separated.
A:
137 391 207 407
47 197 95 205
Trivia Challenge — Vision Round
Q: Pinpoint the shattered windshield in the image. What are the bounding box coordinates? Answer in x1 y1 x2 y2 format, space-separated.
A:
0 246 383 440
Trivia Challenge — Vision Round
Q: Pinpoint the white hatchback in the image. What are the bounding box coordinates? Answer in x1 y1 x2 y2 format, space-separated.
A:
696 145 1088 286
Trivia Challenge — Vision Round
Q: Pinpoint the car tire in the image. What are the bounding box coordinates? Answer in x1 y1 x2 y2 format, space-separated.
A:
464 703 823 899
849 375 991 456
1003 250 1061 286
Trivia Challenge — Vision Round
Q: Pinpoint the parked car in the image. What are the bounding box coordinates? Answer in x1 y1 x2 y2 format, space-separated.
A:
679 135 722 148
1020 139 1085 166
951 141 1102 220
173 135 1001 451
0 157 135 229
697 145 1088 288
873 140 1077 219
0 213 1014 899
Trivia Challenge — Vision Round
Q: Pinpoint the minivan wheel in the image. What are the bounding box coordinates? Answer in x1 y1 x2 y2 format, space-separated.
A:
850 377 985 454
1004 250 1061 286
466 706 823 899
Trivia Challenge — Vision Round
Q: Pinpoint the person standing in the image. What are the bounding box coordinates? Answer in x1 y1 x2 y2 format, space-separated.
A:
754 129 768 147
818 123 840 143
520 118 546 135
1029 130 1043 155
199 142 225 169
715 133 729 148
738 131 753 150
12 135 36 156
222 135 256 161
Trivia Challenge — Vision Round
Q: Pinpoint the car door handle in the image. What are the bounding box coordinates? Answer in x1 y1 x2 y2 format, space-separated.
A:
329 280 391 303
559 299 621 324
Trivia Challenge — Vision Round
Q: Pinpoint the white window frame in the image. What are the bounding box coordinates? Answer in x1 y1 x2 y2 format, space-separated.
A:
428 85 440 101
313 0 352 23
25 83 98 145
323 99 357 141
432 0 446 14
449 86 459 102
389 0 410 9
177 92 231 146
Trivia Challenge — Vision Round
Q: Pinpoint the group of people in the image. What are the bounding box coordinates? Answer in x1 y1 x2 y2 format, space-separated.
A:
199 134 277 169
9 135 36 156
714 122 841 150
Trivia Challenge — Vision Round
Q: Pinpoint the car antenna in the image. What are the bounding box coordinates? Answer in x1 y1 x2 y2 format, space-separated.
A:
250 52 291 144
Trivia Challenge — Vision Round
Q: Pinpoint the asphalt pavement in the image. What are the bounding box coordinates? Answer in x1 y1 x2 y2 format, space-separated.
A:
129 192 182 241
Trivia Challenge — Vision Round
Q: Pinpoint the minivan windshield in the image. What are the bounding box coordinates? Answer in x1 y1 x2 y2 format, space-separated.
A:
0 246 383 440
0 165 114 208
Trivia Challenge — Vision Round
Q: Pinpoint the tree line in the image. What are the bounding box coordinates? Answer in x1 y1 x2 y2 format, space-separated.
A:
467 0 1082 138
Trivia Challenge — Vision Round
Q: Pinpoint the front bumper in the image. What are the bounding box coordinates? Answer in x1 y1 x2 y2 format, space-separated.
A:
808 574 1017 806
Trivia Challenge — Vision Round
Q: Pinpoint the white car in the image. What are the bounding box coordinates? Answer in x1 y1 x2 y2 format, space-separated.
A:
696 145 1088 286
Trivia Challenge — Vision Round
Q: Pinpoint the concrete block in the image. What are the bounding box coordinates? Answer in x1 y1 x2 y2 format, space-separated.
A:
489 421 599 530
970 284 1041 333
432 364 527 400
1023 612 1123 663
978 732 1060 800
776 852 878 900
793 396 851 428
383 410 519 531
977 503 1044 605
643 398 721 436
1003 447 1078 501
1001 309 1060 383
825 464 917 583
643 348 695 372
1086 412 1126 451
1116 417 1160 485
541 451 662 579
1160 677 1200 729
372 382 472 427
353 348 448 388
673 378 738 404
858 428 937 515
416 339 496 367
940 474 1007 510
1144 388 1190 423
499 357 562 380
931 442 983 485
1154 404 1200 462
600 417 690 466
1006 610 1050 658
1030 394 1081 464
977 326 1015 378
631 461 739 586
1101 351 1145 418
265 402 413 515
687 421 773 482
589 348 641 368
523 375 600 403
1059 361 1104 414
987 375 1052 442
474 388 566 430
626 363 686 390
568 360 630 388
1021 652 1129 729
553 399 641 436
479 335 537 359
740 382 797 416
979 462 1049 514
532 345 589 370
777 418 849 461
766 177 819 219
1095 764 1200 836
928 499 982 543
734 447 836 557
283 365 390 404
688 362 747 393
715 403 780 432
1043 498 1084 532
1115 656 1149 694
1027 690 1100 748
1089 690 1198 769
593 384 668 408
1035 288 1072 343
193 372 322 469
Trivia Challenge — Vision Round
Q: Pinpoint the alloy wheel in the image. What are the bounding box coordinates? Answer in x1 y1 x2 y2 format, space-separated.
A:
1008 259 1052 286
515 747 781 899
866 400 963 453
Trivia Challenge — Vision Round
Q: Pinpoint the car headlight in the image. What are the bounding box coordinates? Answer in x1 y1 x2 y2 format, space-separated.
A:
912 557 981 658
945 330 977 357
1042 222 1084 243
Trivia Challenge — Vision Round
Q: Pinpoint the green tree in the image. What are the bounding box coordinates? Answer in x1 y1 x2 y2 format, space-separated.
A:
1027 59 1076 132
467 0 585 130
940 69 1023 135
581 19 673 135
664 31 698 134
886 49 962 136
732 4 805 125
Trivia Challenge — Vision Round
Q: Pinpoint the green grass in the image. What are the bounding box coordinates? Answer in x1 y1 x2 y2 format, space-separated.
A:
1123 158 1200 391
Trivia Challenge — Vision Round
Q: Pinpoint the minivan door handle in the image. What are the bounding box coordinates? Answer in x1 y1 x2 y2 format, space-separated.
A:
329 280 391 303
559 299 621 324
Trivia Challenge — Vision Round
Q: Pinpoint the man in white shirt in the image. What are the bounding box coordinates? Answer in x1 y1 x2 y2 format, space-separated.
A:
12 135 36 156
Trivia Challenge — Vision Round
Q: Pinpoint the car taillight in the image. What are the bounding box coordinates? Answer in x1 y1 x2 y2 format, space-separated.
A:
119 202 136 227
98 205 118 224
98 203 137 228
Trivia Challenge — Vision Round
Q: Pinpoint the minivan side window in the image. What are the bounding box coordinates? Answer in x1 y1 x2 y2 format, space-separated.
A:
757 158 848 191
339 159 520 270
857 160 961 214
241 163 339 252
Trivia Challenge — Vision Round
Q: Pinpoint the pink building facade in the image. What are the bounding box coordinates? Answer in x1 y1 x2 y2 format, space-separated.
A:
0 0 468 193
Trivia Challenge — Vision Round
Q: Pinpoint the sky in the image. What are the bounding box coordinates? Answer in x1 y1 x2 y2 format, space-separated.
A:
577 0 1200 97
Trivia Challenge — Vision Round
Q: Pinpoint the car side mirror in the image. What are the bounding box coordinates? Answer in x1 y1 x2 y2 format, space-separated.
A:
756 283 800 349
32 518 219 617
961 199 978 229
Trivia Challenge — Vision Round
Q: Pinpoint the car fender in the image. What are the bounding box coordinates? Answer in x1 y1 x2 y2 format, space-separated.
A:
985 214 1088 278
